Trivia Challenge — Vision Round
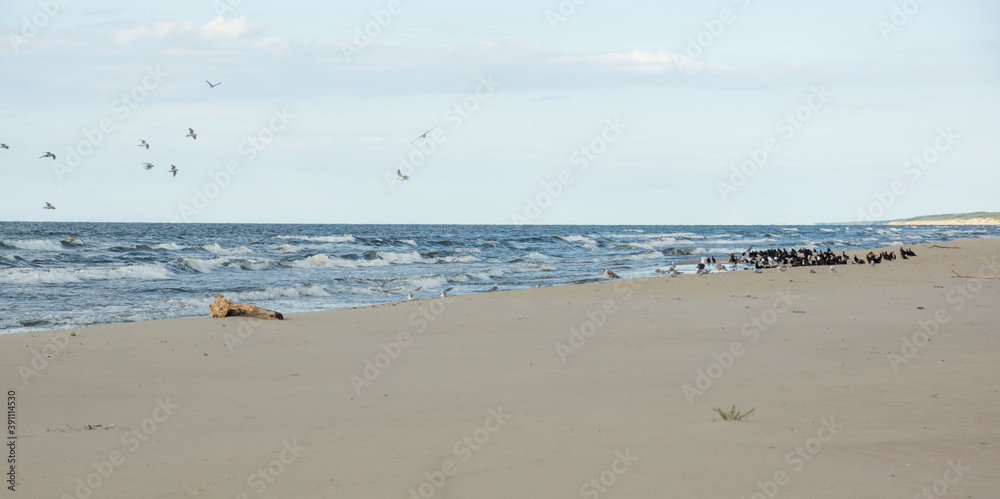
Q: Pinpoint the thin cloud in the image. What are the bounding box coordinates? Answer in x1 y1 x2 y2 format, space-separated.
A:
114 16 261 44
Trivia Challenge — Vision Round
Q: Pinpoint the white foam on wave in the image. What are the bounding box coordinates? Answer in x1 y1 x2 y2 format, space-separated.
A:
268 244 300 253
1 239 64 251
509 262 557 273
150 243 185 250
467 269 504 281
521 252 550 260
283 254 389 269
178 257 232 273
234 284 330 302
377 251 434 265
0 262 172 284
558 235 598 245
626 237 681 250
202 243 252 255
275 235 356 243
609 251 663 262
401 240 418 247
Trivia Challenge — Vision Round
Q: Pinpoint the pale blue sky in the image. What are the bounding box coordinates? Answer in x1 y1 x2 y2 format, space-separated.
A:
1 0 997 224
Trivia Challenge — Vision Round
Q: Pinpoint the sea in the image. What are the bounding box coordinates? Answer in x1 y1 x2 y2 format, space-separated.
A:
1 222 997 335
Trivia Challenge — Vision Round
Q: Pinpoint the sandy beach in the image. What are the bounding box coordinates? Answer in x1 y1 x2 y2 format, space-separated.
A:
3 238 999 498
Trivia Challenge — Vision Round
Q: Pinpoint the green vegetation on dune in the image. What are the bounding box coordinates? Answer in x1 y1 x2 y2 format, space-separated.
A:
899 212 1000 222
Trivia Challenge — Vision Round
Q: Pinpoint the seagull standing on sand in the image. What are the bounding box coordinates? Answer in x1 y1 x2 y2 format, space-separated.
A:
396 169 409 181
142 163 154 170
407 287 422 300
168 165 179 177
186 128 197 140
440 287 453 298
829 266 838 273
39 152 56 160
205 79 221 88
138 140 149 149
604 268 620 279
410 128 435 143
488 284 498 292
43 202 55 210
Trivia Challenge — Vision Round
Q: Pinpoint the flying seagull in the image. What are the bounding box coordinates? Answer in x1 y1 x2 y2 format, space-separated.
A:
440 287 453 298
0 144 8 149
410 128 435 143
142 163 154 170
604 268 620 279
168 165 178 177
370 278 400 295
43 202 55 210
39 152 56 160
205 79 221 88
407 286 422 301
138 140 149 149
396 169 409 181
186 128 197 140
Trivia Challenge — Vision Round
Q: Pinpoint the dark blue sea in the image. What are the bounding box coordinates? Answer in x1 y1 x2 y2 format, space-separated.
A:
1 222 997 334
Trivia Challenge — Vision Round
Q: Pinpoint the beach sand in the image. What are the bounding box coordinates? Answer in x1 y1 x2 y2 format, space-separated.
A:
3 238 998 497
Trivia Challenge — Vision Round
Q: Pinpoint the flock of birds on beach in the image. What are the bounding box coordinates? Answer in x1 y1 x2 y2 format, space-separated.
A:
359 245 919 301
8 79 223 211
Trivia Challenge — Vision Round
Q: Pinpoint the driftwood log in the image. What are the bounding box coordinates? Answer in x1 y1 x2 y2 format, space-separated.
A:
209 294 284 320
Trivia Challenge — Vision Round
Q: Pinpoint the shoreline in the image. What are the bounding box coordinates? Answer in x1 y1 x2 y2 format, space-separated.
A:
3 237 997 337
2 238 998 496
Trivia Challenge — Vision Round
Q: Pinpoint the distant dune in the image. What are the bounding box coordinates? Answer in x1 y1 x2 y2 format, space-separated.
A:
886 211 1000 225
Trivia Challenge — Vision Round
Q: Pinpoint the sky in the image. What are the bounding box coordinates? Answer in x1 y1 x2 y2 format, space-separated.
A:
0 0 998 225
